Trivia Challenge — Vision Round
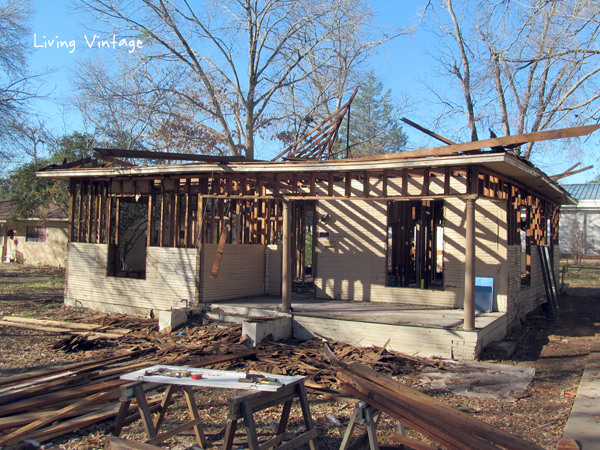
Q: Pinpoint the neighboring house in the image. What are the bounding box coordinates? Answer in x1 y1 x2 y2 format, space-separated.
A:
37 123 595 359
0 199 69 267
559 183 600 258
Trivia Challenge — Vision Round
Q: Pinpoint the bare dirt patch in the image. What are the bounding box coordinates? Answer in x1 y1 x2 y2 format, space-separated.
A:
0 262 598 450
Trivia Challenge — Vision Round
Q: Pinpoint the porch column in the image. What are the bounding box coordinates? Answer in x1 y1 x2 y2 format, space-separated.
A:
281 200 292 311
464 198 476 330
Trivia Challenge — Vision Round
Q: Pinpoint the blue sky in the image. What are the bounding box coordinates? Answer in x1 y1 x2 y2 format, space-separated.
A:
28 0 597 183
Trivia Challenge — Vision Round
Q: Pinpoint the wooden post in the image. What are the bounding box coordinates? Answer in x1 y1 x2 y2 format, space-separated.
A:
68 179 76 242
147 192 155 248
282 200 292 312
464 198 476 330
114 198 121 246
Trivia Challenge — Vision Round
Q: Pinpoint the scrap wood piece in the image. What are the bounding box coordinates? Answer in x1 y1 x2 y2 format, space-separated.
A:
171 348 257 367
0 319 124 339
0 402 112 431
323 344 544 450
0 378 127 417
388 431 438 450
0 353 136 390
0 391 112 446
0 371 98 407
105 436 162 449
26 399 163 444
2 316 103 330
211 220 231 279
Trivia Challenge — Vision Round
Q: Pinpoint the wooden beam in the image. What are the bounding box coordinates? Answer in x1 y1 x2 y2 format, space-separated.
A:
382 170 389 198
185 179 191 247
68 179 76 242
464 198 475 330
346 124 600 162
401 117 457 145
93 152 136 168
282 200 292 311
94 148 248 163
345 172 352 198
210 219 230 278
328 172 335 197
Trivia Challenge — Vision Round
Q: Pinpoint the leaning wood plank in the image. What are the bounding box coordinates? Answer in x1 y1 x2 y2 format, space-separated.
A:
0 379 126 417
328 351 543 450
346 124 600 162
0 320 124 339
346 363 544 450
338 374 498 450
0 391 112 445
388 431 438 450
1 316 131 335
211 221 231 278
105 436 162 449
172 348 257 367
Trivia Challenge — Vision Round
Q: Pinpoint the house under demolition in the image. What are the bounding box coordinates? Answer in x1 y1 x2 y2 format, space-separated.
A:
37 113 597 360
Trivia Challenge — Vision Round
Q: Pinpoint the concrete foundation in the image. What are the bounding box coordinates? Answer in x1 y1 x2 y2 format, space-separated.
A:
64 297 153 318
158 308 202 331
241 316 292 346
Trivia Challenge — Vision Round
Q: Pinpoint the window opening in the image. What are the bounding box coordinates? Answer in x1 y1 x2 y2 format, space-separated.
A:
107 197 148 279
387 200 444 288
520 206 531 286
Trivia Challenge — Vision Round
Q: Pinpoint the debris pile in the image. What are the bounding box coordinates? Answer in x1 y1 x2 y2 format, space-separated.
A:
0 314 435 447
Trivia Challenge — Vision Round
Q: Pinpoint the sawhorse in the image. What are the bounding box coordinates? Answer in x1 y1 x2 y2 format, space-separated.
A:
112 381 207 447
340 401 383 450
223 378 319 450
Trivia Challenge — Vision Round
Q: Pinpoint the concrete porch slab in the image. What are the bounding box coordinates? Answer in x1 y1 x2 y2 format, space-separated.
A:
209 295 508 360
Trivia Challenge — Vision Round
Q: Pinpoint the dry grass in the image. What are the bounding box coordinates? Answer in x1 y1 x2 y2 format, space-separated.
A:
560 258 600 288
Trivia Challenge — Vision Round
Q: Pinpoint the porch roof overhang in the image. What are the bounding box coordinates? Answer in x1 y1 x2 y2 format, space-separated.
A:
37 151 576 206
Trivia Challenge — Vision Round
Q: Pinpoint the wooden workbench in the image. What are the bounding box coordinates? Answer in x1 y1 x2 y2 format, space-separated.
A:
112 365 318 450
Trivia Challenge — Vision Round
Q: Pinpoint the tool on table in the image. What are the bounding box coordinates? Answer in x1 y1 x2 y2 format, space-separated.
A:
144 367 192 378
238 372 282 386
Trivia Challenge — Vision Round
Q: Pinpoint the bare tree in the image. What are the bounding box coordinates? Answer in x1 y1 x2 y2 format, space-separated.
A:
75 0 375 160
273 0 413 146
0 0 48 166
424 0 600 159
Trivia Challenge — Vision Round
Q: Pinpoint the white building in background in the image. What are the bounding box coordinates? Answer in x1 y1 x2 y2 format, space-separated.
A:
559 184 600 257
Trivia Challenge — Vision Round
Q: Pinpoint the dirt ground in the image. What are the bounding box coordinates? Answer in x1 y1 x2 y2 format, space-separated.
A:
0 261 599 450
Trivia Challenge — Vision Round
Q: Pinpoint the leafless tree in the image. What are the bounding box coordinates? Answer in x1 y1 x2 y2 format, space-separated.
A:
5 117 50 164
0 0 49 166
425 0 600 159
75 0 382 160
272 0 413 146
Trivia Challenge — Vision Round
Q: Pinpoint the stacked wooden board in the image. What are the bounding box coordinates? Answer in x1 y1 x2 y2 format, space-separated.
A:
324 344 544 450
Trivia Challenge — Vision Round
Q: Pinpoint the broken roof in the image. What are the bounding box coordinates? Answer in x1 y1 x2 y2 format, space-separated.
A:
36 124 600 206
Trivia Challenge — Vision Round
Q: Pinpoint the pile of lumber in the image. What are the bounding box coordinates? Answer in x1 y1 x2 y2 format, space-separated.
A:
0 315 132 342
0 348 256 447
324 344 544 450
0 310 441 446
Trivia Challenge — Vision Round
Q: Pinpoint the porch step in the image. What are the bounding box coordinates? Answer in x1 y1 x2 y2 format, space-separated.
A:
205 303 284 324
